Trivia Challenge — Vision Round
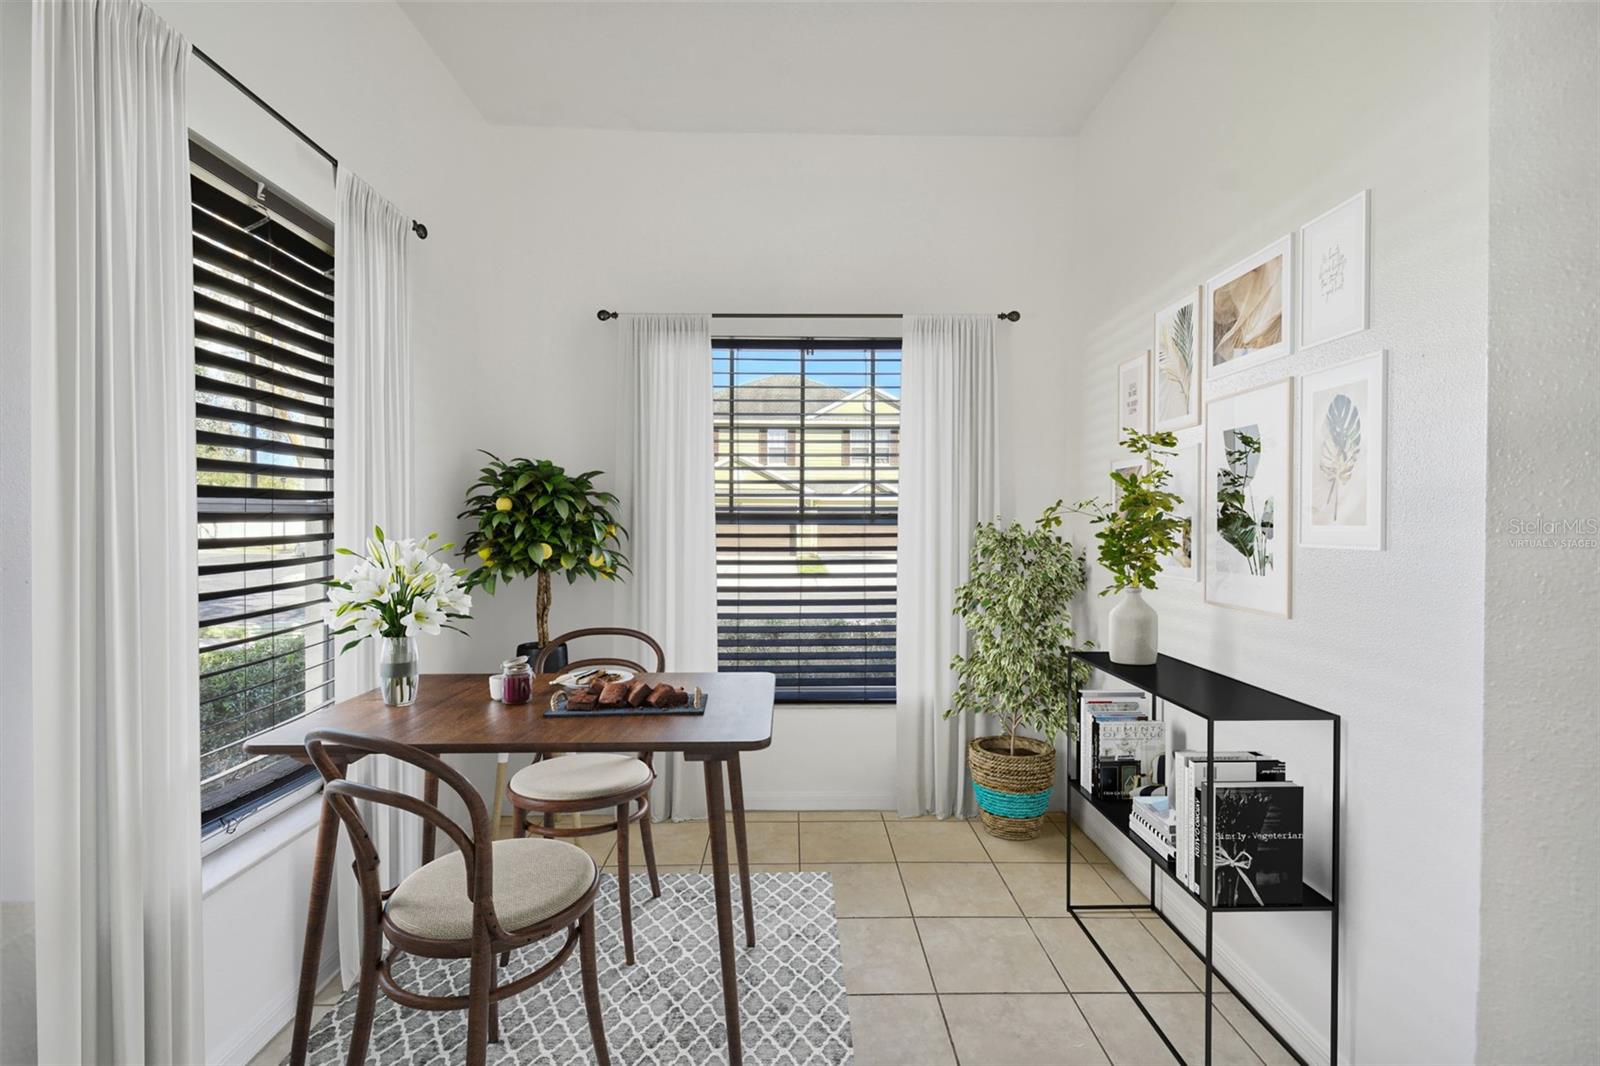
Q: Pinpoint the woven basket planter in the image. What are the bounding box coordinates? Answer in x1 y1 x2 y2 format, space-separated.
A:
968 735 1056 840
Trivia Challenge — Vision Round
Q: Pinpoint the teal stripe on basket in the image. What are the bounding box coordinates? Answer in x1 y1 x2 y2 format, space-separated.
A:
973 782 1052 819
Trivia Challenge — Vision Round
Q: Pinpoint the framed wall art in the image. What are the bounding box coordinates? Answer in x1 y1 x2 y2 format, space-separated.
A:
1117 351 1150 440
1299 349 1385 549
1206 236 1293 380
1162 430 1203 581
1153 289 1202 430
1204 380 1293 616
1299 190 1370 350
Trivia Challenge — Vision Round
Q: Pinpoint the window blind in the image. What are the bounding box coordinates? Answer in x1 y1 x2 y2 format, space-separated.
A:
713 339 900 702
192 144 335 829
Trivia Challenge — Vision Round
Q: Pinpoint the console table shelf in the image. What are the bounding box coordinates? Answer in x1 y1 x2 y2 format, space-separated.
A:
1066 650 1341 1066
1070 783 1334 912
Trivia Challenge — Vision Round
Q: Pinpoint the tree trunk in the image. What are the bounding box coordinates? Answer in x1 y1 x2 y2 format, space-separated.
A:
536 570 552 646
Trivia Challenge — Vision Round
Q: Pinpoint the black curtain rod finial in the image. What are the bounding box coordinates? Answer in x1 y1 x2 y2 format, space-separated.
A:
597 309 620 321
411 221 428 240
999 310 1021 322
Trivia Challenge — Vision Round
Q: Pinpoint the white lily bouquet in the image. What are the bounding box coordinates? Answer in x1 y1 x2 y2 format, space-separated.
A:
328 527 473 705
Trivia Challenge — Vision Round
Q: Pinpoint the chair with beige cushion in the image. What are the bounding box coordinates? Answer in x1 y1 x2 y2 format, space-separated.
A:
306 729 610 1066
507 627 666 966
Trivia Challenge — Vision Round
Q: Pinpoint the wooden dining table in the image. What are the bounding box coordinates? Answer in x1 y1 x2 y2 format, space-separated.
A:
244 670 776 1066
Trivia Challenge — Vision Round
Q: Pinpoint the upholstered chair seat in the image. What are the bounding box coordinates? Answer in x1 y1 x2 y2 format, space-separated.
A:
509 753 653 803
387 838 596 942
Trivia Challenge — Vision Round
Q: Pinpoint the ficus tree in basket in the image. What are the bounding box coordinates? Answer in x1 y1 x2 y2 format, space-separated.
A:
457 453 629 645
945 501 1094 752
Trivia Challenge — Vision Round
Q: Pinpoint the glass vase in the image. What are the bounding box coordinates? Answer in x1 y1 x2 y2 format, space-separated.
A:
378 636 421 706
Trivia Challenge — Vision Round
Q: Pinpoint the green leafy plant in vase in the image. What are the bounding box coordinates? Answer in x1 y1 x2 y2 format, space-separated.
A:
946 501 1093 841
457 453 629 661
1071 430 1186 666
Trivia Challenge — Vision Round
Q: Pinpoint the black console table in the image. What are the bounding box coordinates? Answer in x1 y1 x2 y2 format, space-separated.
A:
1066 650 1340 1066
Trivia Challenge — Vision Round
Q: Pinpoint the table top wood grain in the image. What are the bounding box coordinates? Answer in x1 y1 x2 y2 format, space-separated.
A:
243 672 776 758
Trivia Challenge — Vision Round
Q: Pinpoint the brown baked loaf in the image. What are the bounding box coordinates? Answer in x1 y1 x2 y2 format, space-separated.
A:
598 680 629 706
667 687 690 707
644 683 676 708
626 680 652 706
566 692 598 711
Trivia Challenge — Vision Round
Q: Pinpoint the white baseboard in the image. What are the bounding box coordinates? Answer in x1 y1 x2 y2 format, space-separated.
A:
742 790 895 811
1071 801 1337 1066
211 947 341 1066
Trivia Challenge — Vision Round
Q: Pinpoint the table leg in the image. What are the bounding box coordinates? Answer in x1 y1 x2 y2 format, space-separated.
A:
727 754 756 948
422 771 439 864
703 758 743 1065
291 791 342 1066
491 754 509 836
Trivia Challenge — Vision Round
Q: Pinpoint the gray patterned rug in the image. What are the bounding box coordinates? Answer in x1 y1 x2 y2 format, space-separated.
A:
298 872 852 1065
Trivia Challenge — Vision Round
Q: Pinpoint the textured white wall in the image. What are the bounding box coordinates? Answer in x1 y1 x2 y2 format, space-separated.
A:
1479 3 1600 1061
1065 4 1488 1062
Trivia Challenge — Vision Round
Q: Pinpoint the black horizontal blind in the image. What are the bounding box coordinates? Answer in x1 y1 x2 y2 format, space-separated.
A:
192 147 335 827
714 340 900 701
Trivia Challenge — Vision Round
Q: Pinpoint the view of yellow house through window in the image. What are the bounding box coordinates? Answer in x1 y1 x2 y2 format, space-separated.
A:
713 341 900 701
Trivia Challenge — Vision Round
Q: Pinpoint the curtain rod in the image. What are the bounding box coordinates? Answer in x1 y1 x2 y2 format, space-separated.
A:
596 310 1021 322
192 46 429 239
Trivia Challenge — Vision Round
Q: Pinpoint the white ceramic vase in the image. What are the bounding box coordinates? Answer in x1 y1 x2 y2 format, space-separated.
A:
1108 588 1158 665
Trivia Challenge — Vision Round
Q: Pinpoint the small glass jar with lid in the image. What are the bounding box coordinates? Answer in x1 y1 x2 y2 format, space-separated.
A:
500 656 534 704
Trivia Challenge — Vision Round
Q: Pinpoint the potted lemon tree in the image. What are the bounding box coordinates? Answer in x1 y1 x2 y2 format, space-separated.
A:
458 453 629 665
946 502 1093 841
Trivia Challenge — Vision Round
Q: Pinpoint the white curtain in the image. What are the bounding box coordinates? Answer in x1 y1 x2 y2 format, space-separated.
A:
29 2 203 1062
895 315 998 819
618 314 717 820
331 169 418 986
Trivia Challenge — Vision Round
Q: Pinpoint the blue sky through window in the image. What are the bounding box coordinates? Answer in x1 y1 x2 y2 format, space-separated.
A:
713 346 901 394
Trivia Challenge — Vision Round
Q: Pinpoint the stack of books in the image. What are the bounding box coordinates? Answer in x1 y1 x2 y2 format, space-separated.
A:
1129 791 1175 860
1077 690 1164 799
1171 750 1304 906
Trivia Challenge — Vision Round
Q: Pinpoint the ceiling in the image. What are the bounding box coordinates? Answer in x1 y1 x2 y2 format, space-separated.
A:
398 1 1172 137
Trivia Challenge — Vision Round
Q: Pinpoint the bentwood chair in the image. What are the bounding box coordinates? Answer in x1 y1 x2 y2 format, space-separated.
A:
506 627 667 966
305 730 611 1066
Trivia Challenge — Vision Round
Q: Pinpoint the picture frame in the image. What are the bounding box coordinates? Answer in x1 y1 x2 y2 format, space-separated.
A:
1117 351 1150 441
1161 429 1203 582
1110 458 1146 508
1298 190 1370 350
1153 288 1203 431
1204 380 1293 617
1299 349 1386 549
1206 236 1294 381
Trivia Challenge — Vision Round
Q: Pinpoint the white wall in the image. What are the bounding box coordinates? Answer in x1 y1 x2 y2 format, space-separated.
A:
1479 3 1600 1062
423 127 1075 804
1064 4 1488 1063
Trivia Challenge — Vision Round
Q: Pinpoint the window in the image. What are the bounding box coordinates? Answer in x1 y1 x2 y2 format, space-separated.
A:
713 340 900 701
192 141 335 833
763 427 794 466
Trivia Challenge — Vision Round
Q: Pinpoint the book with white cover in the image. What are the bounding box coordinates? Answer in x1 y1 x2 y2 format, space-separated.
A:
1076 690 1149 786
1095 719 1168 797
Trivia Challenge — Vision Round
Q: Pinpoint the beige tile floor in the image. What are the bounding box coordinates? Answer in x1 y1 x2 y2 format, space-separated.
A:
249 810 1295 1066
